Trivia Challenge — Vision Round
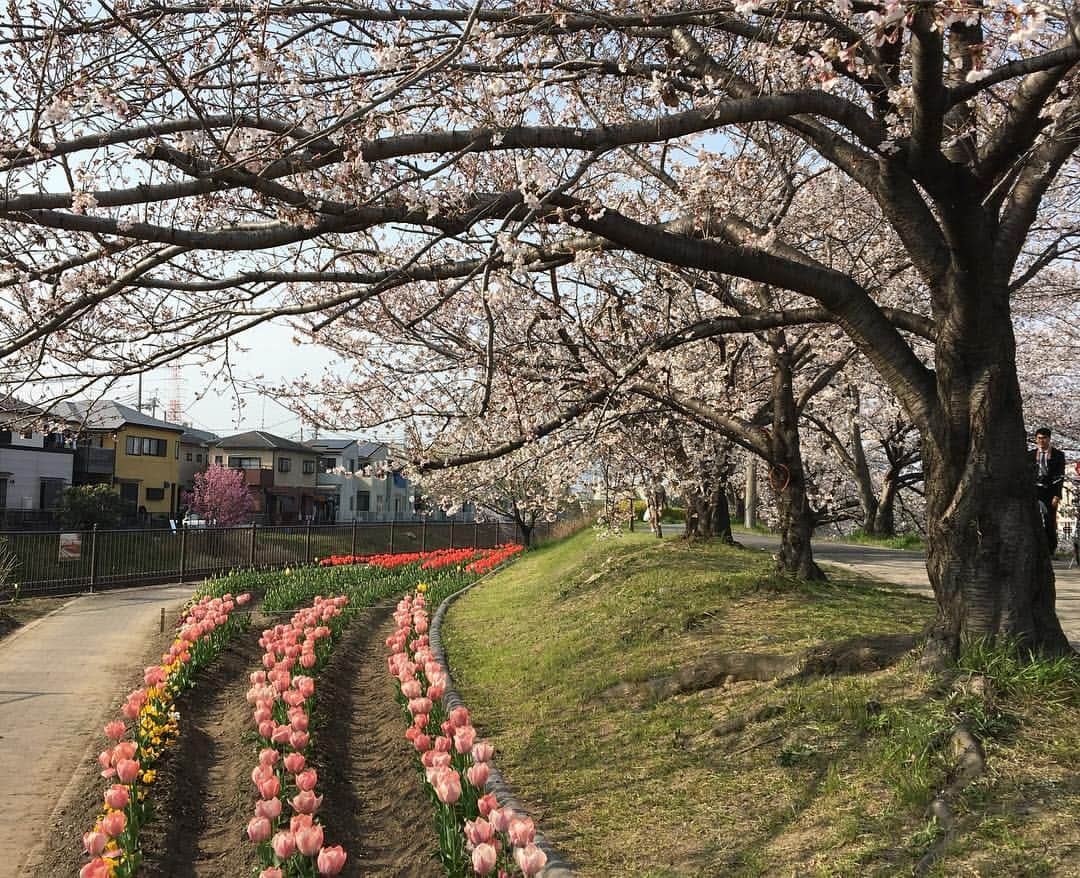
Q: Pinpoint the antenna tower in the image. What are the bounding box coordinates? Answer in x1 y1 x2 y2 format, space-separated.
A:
167 365 185 424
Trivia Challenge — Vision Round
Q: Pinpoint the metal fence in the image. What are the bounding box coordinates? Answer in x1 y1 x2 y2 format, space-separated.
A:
3 519 533 597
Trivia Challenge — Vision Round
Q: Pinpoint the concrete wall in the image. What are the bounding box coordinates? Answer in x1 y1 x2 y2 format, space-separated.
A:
0 444 74 509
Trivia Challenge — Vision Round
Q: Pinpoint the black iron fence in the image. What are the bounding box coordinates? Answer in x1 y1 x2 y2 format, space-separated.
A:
3 519 535 597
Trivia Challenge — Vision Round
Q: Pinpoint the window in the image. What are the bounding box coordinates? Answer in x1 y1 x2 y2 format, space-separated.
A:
348 458 356 473
357 491 370 511
228 456 262 469
185 452 193 461
145 487 165 501
196 453 202 463
278 457 292 473
348 494 354 511
303 460 315 474
215 455 222 465
128 436 167 456
0 479 7 509
319 457 336 472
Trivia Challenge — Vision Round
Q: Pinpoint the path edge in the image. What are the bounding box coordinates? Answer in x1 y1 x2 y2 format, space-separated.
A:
429 573 578 878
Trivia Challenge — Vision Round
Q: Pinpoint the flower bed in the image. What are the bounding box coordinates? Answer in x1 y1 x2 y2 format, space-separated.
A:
318 545 523 572
387 590 547 877
245 595 352 877
79 591 252 878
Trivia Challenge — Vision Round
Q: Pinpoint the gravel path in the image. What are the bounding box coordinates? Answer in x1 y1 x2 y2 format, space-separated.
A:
2 583 191 872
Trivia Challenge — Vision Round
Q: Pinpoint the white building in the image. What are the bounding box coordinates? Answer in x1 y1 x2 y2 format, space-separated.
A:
305 439 414 523
0 401 74 525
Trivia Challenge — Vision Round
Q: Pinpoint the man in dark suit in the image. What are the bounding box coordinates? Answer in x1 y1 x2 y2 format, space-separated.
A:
1033 427 1066 553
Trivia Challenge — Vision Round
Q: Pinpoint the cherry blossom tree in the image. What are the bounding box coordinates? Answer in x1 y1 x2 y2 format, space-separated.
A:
186 464 254 527
0 4 1077 658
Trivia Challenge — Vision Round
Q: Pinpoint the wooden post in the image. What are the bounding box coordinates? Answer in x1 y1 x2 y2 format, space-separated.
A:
159 607 165 633
249 522 257 569
305 523 312 565
389 519 396 554
473 521 479 548
351 519 358 558
421 518 427 552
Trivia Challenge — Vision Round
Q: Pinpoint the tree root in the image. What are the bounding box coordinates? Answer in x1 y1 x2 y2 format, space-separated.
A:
914 724 986 877
594 632 920 706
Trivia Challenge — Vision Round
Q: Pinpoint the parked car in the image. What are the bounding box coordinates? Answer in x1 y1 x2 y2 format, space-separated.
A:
182 512 209 528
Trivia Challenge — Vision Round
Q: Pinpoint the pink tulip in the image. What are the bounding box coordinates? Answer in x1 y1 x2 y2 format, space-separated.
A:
413 733 432 752
283 689 306 707
144 666 167 686
103 720 126 741
449 706 470 728
472 741 495 763
300 652 317 668
115 758 140 784
271 830 296 859
454 725 477 754
464 818 496 846
258 775 281 799
104 784 129 810
100 810 127 838
401 679 422 698
80 858 111 878
477 793 498 817
433 768 461 804
413 714 429 730
467 762 490 789
97 750 113 771
258 720 276 739
488 807 512 833
317 845 348 875
427 682 445 700
290 730 310 750
514 844 548 875
247 816 272 843
291 790 323 814
295 676 315 698
283 752 306 773
255 797 282 820
295 768 318 791
289 712 309 732
114 741 137 760
295 823 324 856
259 748 280 767
471 843 497 875
237 593 251 605
508 816 536 847
433 736 452 752
271 724 292 745
290 813 314 834
82 830 107 856
259 870 283 878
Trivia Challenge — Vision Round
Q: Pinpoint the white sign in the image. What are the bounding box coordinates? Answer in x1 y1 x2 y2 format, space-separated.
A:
59 533 82 561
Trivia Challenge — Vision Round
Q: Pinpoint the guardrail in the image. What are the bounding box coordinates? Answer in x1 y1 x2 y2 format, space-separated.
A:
3 519 535 597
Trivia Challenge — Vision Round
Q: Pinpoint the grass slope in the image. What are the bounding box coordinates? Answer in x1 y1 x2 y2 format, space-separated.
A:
443 531 1080 877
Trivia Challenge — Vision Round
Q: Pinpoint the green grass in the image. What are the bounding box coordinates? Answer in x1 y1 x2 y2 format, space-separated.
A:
442 531 1080 876
832 528 927 551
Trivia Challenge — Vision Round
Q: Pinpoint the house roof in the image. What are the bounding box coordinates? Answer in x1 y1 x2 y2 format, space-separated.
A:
52 400 186 433
355 441 385 459
304 438 356 451
214 430 313 453
180 427 219 445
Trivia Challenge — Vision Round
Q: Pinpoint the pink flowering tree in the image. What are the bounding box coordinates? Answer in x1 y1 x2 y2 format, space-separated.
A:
185 465 254 527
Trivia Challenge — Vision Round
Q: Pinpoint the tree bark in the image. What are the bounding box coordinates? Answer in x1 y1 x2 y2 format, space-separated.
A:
921 272 1070 661
873 475 898 537
769 331 825 580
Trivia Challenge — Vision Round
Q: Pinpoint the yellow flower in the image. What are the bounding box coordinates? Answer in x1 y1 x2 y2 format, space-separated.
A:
142 770 156 783
416 582 428 593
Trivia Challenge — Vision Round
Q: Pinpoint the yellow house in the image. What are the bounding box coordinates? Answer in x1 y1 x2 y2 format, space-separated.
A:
54 400 185 519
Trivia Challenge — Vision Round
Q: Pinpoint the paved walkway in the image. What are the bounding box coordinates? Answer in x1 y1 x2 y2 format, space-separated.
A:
732 531 1080 647
1 583 191 872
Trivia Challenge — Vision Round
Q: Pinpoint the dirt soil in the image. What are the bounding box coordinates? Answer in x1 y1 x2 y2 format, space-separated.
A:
41 602 443 878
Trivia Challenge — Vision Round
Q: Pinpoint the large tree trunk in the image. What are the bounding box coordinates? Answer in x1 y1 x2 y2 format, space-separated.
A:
921 275 1070 662
710 480 734 543
769 331 825 580
873 475 898 537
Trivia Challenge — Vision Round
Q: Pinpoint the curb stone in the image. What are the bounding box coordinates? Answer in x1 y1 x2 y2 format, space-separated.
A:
429 574 578 878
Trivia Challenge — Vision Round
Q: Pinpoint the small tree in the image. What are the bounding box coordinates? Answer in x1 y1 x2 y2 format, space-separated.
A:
56 485 126 529
185 464 254 526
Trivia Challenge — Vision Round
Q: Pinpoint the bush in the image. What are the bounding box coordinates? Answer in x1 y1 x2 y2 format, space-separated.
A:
55 484 127 529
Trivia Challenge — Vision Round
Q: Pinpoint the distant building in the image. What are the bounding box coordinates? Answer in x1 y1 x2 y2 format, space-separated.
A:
304 438 414 522
178 427 218 499
52 400 185 520
211 430 318 524
0 398 74 525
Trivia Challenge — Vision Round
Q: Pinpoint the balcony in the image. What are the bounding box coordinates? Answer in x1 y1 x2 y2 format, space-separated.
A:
235 466 274 488
74 446 115 475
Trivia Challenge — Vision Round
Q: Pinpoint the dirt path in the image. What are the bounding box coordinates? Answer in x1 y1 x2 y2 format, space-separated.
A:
3 583 192 874
316 603 443 878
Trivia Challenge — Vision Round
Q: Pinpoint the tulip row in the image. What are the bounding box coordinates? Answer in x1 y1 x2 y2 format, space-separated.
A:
245 595 351 877
317 544 523 571
80 592 252 878
463 544 524 575
387 591 547 877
